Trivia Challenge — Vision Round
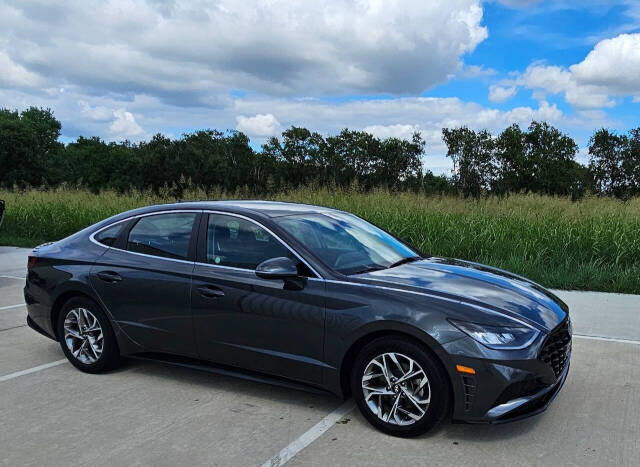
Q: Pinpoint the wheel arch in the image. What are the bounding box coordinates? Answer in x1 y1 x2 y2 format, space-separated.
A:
50 286 100 340
337 322 454 404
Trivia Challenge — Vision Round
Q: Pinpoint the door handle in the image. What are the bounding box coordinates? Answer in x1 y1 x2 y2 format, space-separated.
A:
197 285 225 298
96 271 122 283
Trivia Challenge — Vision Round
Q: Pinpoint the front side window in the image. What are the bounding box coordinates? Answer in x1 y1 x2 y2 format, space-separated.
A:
127 213 197 260
95 223 124 246
206 214 292 270
276 212 419 275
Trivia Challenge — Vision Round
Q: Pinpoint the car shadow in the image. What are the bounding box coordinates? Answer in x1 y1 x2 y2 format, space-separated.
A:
114 357 340 411
439 416 542 441
112 357 543 441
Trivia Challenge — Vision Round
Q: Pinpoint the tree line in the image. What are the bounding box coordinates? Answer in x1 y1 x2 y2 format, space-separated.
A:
1 107 639 199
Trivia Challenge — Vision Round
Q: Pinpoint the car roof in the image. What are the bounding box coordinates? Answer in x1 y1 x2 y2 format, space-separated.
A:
159 200 342 218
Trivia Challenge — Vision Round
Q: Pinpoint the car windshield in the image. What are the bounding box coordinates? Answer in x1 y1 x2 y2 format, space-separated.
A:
276 212 420 275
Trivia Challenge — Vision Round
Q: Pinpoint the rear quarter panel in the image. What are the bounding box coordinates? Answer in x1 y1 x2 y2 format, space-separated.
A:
25 237 107 338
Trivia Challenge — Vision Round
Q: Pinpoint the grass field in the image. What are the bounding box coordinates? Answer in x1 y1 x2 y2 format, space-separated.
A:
2 187 640 293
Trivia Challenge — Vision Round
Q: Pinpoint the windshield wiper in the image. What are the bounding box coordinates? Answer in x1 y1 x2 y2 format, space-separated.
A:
349 265 387 275
387 256 422 269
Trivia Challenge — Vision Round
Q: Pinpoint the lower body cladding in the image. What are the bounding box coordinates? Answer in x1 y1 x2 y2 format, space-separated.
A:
443 325 572 423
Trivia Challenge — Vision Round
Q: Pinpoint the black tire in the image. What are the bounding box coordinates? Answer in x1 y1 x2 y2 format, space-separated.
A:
350 336 450 437
57 296 121 373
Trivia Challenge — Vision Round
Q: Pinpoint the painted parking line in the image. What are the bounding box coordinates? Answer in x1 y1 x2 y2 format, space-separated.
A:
573 333 640 346
0 303 24 311
261 399 356 467
0 275 25 280
0 359 67 383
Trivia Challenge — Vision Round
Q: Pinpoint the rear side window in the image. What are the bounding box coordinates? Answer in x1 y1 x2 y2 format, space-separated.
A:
95 223 124 246
127 213 197 260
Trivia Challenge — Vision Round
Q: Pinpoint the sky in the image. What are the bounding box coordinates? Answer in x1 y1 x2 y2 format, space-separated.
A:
1 0 639 175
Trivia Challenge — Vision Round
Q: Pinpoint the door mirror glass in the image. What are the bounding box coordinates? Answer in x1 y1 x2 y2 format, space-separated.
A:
255 257 299 280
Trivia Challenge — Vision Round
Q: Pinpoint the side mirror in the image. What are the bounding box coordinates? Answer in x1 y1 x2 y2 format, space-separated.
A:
255 257 299 280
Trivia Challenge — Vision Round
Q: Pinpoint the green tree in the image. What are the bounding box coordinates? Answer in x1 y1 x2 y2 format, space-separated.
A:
589 128 640 199
494 124 530 194
64 137 137 192
442 127 496 198
136 134 184 195
0 107 63 187
262 127 324 188
324 129 381 187
375 132 424 190
524 121 579 196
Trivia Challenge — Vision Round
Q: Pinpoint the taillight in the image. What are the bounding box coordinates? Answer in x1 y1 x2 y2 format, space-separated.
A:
27 256 38 270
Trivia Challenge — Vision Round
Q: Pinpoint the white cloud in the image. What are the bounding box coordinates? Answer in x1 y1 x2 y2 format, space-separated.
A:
570 33 640 97
457 64 497 79
518 64 614 109
109 109 145 138
488 85 517 103
236 113 281 137
363 124 421 141
501 33 640 109
0 51 42 88
0 0 488 100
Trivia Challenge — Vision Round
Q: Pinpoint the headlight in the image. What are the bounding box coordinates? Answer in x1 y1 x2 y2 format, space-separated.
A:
449 319 540 350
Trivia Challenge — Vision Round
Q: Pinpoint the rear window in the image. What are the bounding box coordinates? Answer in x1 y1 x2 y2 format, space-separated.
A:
127 213 197 260
95 223 124 246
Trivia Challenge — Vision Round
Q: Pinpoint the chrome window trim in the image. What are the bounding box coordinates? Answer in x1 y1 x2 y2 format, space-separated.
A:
200 210 322 279
89 209 323 278
89 210 201 265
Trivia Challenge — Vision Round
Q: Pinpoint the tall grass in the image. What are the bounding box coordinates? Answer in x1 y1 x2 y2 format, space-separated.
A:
2 187 640 293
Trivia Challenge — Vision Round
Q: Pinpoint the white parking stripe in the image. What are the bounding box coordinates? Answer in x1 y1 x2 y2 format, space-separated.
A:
0 359 67 383
0 303 24 311
261 400 356 467
0 275 25 280
574 333 640 346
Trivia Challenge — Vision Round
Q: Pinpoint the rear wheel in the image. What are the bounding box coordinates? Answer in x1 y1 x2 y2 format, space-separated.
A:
350 336 450 437
57 297 121 373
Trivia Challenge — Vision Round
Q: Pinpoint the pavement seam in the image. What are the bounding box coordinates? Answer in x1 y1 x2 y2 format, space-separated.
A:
0 303 25 311
0 324 26 332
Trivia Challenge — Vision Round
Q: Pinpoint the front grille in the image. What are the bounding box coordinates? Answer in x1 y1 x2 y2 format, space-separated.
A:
539 318 572 378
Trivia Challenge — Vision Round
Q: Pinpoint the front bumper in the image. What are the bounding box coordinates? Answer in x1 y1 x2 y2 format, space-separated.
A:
477 357 570 423
444 319 572 423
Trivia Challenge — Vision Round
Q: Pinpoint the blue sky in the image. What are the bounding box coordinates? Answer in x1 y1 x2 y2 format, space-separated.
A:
1 0 639 174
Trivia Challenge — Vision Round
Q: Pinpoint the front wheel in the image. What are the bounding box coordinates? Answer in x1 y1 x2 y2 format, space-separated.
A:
351 336 450 437
57 297 121 373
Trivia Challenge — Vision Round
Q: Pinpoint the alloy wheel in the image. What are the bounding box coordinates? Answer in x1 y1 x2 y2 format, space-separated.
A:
63 308 104 364
361 352 431 425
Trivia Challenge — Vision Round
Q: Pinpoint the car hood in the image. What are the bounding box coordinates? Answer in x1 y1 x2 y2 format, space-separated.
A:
354 257 568 331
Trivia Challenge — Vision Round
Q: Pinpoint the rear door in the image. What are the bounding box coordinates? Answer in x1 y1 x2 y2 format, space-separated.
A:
191 212 327 384
90 211 200 357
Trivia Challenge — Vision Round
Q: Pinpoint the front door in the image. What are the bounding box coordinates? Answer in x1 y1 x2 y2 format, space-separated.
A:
191 212 326 384
90 211 199 357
